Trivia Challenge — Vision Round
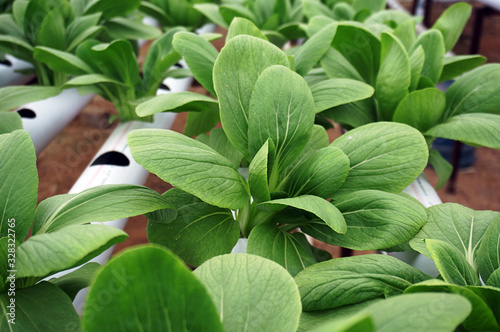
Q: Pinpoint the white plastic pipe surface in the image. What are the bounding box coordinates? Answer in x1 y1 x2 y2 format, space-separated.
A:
19 88 94 155
383 174 442 277
0 55 34 87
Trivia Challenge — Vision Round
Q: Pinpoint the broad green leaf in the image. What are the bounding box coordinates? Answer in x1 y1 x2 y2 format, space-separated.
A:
362 292 471 332
295 254 431 311
364 10 413 27
195 254 302 332
307 190 426 250
309 313 374 332
426 113 500 149
444 64 500 118
299 300 381 332
17 224 127 279
226 17 268 41
34 46 93 75
0 13 24 39
147 188 239 267
393 19 417 51
305 15 336 37
428 148 453 190
213 35 289 160
173 31 219 96
332 122 428 193
0 112 22 134
409 45 425 91
466 286 500 325
64 73 127 87
281 125 330 182
194 3 228 28
48 262 100 301
259 195 347 234
411 29 445 84
332 2 355 21
184 108 221 137
32 184 173 234
128 129 250 209
295 23 337 76
432 2 472 52
410 203 499 270
0 130 37 242
487 268 500 288
38 8 65 50
66 13 102 52
320 47 364 82
0 282 80 332
0 33 33 63
311 78 374 113
376 33 411 121
249 140 275 203
67 25 102 53
332 23 380 85
353 0 386 12
141 27 183 95
104 17 161 41
439 55 486 83
77 40 140 87
477 216 500 282
248 65 315 170
82 246 224 332
302 0 333 20
405 279 499 331
426 239 481 286
0 86 61 112
247 223 317 276
136 92 218 117
393 88 446 132
219 4 258 26
322 98 376 128
23 0 48 45
248 0 273 27
284 145 349 199
195 128 243 168
84 0 140 19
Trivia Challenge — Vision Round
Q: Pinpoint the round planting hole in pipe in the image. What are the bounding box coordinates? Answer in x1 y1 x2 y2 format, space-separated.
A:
90 151 130 167
174 62 183 68
0 59 12 66
158 82 170 91
17 108 36 118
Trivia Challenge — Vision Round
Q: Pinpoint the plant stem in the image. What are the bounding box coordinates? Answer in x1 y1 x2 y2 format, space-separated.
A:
238 203 278 237
34 62 51 86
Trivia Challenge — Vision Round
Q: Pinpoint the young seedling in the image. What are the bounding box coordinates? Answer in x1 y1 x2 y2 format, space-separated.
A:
0 0 161 110
139 0 208 31
194 0 306 46
32 28 220 121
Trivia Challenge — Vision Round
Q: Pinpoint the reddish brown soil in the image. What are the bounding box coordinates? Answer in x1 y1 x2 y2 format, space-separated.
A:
35 11 500 258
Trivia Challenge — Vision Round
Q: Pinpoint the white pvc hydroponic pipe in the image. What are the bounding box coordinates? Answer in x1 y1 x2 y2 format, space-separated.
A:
19 88 94 155
0 55 34 87
382 174 442 277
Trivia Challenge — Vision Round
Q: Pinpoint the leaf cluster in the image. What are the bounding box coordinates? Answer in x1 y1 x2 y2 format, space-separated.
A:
0 130 176 330
296 203 500 331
